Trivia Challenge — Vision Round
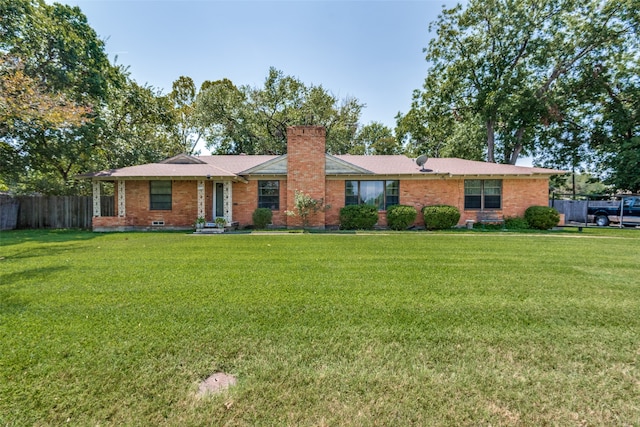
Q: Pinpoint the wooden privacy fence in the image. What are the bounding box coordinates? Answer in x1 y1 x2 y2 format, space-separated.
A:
549 199 588 223
0 196 19 230
0 195 114 230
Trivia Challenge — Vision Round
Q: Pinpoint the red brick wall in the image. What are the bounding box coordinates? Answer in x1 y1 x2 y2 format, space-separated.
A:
286 126 326 228
502 178 550 217
96 147 551 231
230 181 255 226
324 177 550 228
124 180 199 227
325 180 344 226
398 178 464 225
232 179 288 227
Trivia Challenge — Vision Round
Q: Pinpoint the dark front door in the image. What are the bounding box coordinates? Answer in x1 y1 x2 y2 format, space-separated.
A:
214 182 224 218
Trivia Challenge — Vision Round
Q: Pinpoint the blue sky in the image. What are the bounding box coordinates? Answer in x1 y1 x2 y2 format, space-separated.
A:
60 0 460 132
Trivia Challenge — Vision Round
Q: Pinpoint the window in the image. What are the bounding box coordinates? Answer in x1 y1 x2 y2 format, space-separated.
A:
150 181 172 210
258 180 280 210
464 179 502 210
344 180 399 210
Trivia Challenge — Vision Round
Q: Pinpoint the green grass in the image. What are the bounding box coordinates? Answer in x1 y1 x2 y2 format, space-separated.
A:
1 228 639 426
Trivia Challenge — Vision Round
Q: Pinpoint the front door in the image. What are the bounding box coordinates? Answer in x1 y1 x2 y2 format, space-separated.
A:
213 182 224 218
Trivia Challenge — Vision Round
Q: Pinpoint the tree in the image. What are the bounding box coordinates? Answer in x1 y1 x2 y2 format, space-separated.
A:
196 67 363 155
285 190 329 228
532 8 640 192
0 55 92 189
0 0 112 193
1 0 182 194
592 63 640 192
352 122 400 155
169 76 205 155
193 78 253 154
395 98 485 159
95 67 182 169
401 0 633 165
0 56 89 132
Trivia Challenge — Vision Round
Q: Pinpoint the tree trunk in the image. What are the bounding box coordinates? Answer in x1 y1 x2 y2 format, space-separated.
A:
508 127 525 164
486 119 496 163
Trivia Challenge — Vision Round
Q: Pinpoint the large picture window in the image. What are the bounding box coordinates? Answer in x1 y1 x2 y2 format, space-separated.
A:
464 179 502 210
258 180 280 210
345 180 399 210
150 181 172 210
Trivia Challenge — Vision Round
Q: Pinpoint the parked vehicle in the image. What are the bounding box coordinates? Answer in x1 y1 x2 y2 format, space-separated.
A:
587 196 640 227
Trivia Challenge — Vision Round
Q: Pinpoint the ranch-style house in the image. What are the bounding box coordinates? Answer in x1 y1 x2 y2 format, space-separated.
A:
82 126 562 231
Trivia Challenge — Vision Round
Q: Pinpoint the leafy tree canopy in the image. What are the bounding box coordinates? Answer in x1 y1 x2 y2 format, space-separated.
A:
195 67 364 155
352 122 400 155
398 0 638 187
0 0 182 194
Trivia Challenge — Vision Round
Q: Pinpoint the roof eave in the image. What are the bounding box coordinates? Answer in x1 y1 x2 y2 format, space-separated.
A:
83 175 246 182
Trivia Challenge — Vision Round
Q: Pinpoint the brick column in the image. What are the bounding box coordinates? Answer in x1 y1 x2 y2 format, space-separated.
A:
286 126 326 228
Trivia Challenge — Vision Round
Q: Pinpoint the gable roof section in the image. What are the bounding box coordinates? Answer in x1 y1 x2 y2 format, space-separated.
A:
160 154 206 164
239 154 374 175
240 155 288 175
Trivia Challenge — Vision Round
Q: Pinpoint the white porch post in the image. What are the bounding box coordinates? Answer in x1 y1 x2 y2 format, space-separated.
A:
223 181 232 222
117 180 126 217
197 180 205 218
92 181 101 217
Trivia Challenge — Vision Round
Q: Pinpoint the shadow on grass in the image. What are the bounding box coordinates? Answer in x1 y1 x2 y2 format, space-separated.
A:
0 266 68 314
0 229 100 248
0 265 69 287
0 289 29 315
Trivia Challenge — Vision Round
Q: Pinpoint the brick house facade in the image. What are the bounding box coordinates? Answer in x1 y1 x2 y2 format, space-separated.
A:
85 126 562 231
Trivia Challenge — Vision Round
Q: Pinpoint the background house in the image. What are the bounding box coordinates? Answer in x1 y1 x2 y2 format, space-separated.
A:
83 126 562 231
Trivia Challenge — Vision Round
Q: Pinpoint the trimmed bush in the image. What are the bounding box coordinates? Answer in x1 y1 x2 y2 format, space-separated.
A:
252 207 273 229
422 205 460 230
386 205 417 230
339 205 379 230
524 206 560 230
504 216 530 230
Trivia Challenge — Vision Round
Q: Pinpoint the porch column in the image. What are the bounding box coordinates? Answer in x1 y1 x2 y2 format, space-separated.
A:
117 180 126 217
223 181 232 222
197 180 205 218
92 181 101 217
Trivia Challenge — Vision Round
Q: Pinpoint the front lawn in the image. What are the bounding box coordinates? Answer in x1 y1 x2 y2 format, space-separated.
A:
1 229 639 425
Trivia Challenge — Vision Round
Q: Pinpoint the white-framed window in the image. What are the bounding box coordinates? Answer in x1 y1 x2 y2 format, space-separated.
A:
258 180 280 210
345 180 399 210
150 181 172 210
464 179 502 210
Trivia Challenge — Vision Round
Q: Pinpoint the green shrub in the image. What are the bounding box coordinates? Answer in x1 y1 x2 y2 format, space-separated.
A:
386 205 417 230
252 207 273 229
524 206 560 230
339 205 379 230
422 205 460 230
504 216 530 230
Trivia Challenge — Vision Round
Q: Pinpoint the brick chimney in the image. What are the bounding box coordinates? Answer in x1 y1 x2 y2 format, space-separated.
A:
286 126 326 228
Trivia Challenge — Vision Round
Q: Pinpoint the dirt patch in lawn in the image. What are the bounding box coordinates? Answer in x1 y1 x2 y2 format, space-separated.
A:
196 372 237 397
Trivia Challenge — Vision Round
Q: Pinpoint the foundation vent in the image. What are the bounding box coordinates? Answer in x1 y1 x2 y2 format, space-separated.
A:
151 220 165 226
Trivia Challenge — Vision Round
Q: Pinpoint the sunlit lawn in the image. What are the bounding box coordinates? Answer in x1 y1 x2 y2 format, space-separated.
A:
1 228 639 426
